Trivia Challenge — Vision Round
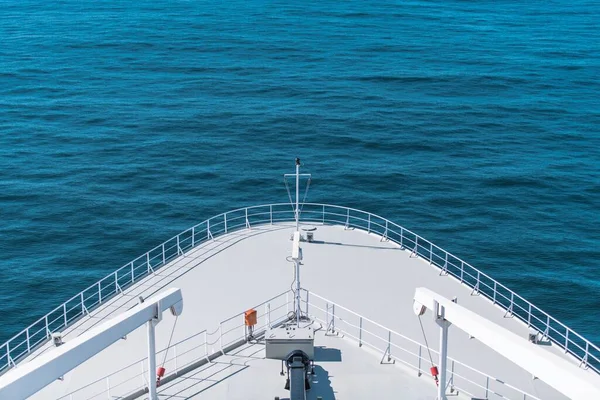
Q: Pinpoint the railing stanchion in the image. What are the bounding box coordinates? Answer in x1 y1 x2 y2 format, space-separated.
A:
322 205 325 224
146 252 151 274
359 317 363 347
115 271 119 294
63 303 68 327
192 226 195 247
332 304 335 333
204 331 208 358
493 282 497 304
174 345 178 372
45 315 49 338
485 376 489 399
270 205 273 225
565 329 569 353
224 213 228 233
81 292 85 314
305 290 309 315
367 214 371 233
98 281 102 304
131 261 135 284
460 261 464 283
417 345 422 376
387 331 392 361
5 343 10 368
26 328 30 353
429 242 433 264
528 303 532 327
400 227 404 248
162 243 166 264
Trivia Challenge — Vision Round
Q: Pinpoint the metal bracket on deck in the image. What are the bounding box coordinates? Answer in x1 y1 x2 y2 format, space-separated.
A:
411 242 418 258
380 332 394 364
380 221 389 242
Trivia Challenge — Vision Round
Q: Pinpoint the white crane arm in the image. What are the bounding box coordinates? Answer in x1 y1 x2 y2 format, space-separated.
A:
414 287 600 400
0 287 183 399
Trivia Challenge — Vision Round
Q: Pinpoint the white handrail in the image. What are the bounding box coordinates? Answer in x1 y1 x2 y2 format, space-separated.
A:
50 289 537 400
1 203 598 376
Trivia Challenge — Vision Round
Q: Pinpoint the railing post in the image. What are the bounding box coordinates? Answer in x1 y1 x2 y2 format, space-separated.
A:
429 242 433 264
5 342 10 367
45 315 50 338
162 243 166 264
270 205 273 225
26 328 30 353
63 303 68 327
485 376 489 398
174 345 178 371
359 317 363 347
224 213 228 233
493 282 497 304
146 252 150 274
204 331 208 358
367 214 371 233
331 304 335 333
114 271 119 294
322 205 325 224
98 281 102 304
417 345 422 376
131 261 135 283
207 219 210 240
177 234 180 254
81 292 85 314
387 331 392 361
400 227 404 248
527 303 531 327
460 261 464 283
565 329 569 353
192 226 195 247
305 290 309 315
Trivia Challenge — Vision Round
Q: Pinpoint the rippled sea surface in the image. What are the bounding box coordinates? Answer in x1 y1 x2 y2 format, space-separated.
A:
0 0 599 344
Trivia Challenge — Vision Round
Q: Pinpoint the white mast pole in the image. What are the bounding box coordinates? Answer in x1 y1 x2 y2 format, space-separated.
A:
147 319 158 400
295 158 300 232
295 158 301 326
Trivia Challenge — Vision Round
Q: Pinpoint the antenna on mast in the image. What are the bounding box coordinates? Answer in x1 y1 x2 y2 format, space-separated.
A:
284 159 311 327
284 158 311 233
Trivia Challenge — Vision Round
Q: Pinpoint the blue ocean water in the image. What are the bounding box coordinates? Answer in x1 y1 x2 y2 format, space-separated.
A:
0 0 599 346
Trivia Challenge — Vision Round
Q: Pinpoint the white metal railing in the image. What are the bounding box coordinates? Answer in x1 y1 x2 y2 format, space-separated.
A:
55 290 292 400
301 289 541 400
1 203 598 376
53 288 539 400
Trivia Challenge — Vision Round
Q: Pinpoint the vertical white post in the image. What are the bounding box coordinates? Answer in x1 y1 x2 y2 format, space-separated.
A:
295 159 300 232
147 320 157 400
435 301 449 400
295 259 301 327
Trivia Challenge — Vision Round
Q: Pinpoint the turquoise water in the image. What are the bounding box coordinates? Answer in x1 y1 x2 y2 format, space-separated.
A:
0 0 599 347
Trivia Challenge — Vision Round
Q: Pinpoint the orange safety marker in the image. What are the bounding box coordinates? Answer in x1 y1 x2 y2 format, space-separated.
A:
245 309 257 326
156 367 166 386
430 366 439 386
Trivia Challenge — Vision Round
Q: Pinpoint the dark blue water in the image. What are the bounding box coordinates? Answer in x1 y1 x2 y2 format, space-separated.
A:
1 0 599 345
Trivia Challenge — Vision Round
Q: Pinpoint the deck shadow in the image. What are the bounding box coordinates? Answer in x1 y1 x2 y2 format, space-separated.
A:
309 240 399 251
314 346 342 362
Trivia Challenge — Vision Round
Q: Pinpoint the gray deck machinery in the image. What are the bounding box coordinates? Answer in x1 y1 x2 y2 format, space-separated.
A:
266 320 315 400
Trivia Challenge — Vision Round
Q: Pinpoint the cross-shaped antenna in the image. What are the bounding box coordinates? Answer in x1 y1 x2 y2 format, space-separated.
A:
284 158 312 232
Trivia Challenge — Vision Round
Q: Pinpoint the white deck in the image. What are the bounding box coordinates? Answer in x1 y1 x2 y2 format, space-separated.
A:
15 222 600 399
